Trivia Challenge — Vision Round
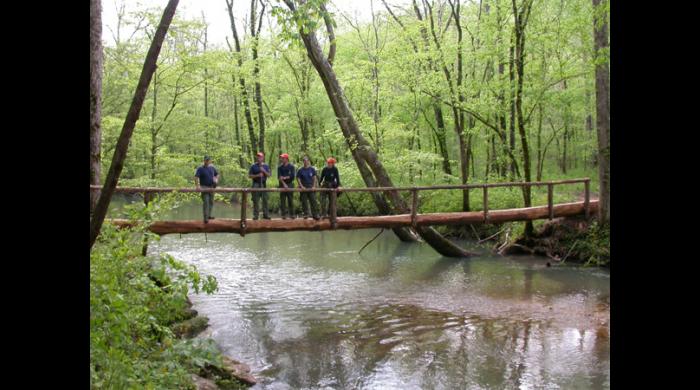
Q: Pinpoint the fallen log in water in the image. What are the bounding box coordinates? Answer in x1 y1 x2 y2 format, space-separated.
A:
108 201 598 236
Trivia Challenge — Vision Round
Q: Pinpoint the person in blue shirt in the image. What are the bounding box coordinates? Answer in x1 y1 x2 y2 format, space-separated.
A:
277 153 296 219
296 156 320 220
319 157 341 218
194 155 219 223
248 152 271 220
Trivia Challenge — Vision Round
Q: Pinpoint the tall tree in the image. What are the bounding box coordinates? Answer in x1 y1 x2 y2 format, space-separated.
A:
280 0 474 257
90 0 103 212
250 0 267 153
202 13 209 120
90 0 180 249
341 0 386 152
423 0 471 211
382 0 452 175
281 49 314 157
592 0 609 224
226 0 258 157
512 0 534 235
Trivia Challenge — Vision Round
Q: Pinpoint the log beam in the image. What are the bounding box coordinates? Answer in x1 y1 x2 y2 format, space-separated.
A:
109 201 598 235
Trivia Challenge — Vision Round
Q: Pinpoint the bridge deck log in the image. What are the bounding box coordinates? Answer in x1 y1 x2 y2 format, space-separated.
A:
108 201 598 236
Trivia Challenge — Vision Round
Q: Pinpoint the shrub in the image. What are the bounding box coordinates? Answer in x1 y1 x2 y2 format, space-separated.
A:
90 196 219 389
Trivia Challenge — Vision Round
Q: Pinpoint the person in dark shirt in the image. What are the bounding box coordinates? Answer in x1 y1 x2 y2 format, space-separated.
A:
194 155 219 223
319 157 341 218
277 153 296 219
248 152 271 220
296 156 320 220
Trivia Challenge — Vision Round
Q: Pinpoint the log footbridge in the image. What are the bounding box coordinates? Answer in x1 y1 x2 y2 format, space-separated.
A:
93 178 596 236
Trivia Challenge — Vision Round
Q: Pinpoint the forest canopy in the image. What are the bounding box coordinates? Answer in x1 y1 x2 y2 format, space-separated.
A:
97 0 609 216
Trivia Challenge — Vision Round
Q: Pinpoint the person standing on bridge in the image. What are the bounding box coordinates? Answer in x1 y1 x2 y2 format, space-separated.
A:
249 152 271 220
194 155 219 223
296 156 320 220
277 153 296 219
319 157 341 219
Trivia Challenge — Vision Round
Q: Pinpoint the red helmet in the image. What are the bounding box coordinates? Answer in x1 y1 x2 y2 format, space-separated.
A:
327 157 336 164
280 153 289 159
256 152 264 157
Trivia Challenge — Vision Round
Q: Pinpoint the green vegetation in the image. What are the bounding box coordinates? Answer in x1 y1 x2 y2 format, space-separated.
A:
578 221 610 266
94 0 609 254
90 197 248 388
505 216 609 266
99 0 603 195
90 0 610 385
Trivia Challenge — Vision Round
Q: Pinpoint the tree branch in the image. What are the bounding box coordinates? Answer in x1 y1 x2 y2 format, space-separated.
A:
320 3 336 66
524 72 587 124
421 90 497 132
257 0 266 36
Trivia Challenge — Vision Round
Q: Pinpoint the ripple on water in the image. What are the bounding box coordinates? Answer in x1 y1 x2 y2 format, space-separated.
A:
147 221 609 389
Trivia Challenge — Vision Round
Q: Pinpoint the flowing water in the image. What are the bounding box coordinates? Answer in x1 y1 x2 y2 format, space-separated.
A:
124 198 609 389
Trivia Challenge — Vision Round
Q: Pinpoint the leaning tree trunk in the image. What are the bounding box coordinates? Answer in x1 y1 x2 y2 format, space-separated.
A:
90 0 103 213
593 0 610 224
286 0 473 256
351 140 420 242
89 0 180 249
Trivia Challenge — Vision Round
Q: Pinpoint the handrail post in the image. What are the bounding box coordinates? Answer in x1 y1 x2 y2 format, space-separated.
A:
547 183 554 220
411 188 418 228
240 189 247 236
584 179 590 219
330 188 337 229
483 186 489 223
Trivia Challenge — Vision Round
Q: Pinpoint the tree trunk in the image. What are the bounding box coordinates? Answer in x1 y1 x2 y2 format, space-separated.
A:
561 80 570 174
203 17 209 120
425 0 469 210
285 0 473 256
90 0 180 249
226 0 257 157
508 34 517 180
250 0 266 154
432 104 452 175
392 0 451 175
512 0 534 236
593 0 610 224
90 0 103 213
536 103 544 181
150 72 158 180
233 95 247 168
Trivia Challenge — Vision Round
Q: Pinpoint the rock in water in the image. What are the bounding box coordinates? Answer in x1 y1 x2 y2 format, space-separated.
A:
205 356 257 386
221 356 257 385
191 374 219 390
171 316 209 338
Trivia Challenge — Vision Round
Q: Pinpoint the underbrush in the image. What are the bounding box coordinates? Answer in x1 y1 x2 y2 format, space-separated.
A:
90 195 247 388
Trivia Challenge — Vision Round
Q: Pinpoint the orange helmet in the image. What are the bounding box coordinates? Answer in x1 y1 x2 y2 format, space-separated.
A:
280 153 289 159
327 157 336 164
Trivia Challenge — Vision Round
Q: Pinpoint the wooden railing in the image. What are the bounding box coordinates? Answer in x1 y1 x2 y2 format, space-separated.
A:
91 178 591 234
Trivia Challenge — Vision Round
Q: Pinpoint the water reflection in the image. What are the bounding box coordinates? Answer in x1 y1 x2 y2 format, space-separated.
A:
137 199 609 389
229 302 610 389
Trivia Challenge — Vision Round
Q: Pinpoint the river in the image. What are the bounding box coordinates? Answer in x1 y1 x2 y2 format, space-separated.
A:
124 198 609 389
